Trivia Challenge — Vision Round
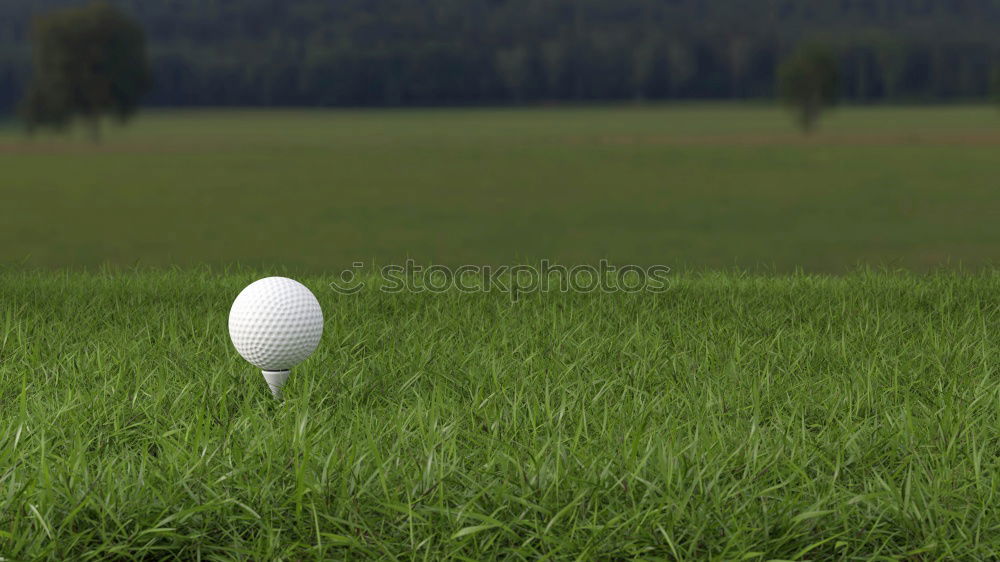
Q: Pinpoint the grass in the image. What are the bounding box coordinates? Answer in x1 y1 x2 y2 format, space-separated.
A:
1 104 997 558
0 268 998 559
0 105 998 272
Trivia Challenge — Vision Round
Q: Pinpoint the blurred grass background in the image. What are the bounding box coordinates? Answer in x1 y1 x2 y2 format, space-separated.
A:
1 104 997 272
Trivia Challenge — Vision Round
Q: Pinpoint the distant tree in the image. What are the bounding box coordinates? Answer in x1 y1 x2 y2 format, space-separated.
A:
666 42 696 98
496 47 532 102
2 0 999 108
778 44 839 133
19 2 150 141
993 68 1000 107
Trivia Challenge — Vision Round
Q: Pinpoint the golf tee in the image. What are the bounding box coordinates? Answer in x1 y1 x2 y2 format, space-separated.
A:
261 370 290 399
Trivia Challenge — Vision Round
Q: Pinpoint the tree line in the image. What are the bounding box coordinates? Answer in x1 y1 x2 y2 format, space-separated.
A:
1 0 999 112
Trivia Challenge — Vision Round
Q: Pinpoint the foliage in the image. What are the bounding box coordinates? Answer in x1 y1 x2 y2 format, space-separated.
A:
778 44 839 132
0 0 999 109
993 68 1000 106
19 1 150 139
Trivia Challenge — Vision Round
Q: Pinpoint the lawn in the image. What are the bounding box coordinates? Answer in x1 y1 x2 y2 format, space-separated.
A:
0 105 997 272
1 105 998 559
0 270 997 559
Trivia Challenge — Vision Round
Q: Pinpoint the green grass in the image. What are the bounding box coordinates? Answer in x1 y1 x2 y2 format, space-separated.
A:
1 269 998 559
1 105 997 272
1 105 998 558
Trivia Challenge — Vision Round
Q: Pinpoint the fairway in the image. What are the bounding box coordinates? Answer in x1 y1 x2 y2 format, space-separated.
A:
2 104 999 559
0 270 997 559
1 105 997 272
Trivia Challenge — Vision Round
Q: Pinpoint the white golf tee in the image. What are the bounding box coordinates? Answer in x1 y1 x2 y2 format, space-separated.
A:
262 370 290 399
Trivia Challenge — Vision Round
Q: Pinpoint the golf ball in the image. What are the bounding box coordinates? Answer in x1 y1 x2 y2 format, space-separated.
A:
228 277 324 371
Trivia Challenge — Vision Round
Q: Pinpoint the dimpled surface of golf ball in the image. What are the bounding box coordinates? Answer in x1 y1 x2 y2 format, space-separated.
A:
228 277 323 371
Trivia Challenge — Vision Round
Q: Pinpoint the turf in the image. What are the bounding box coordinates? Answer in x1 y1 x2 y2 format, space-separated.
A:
1 105 998 272
1 269 998 559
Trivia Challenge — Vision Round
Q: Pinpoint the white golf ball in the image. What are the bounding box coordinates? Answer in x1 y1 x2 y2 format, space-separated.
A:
228 277 324 371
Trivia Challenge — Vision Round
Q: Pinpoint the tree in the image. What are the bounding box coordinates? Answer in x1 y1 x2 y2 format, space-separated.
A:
19 2 150 141
777 44 839 133
993 68 1000 107
2 0 998 108
496 47 532 102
